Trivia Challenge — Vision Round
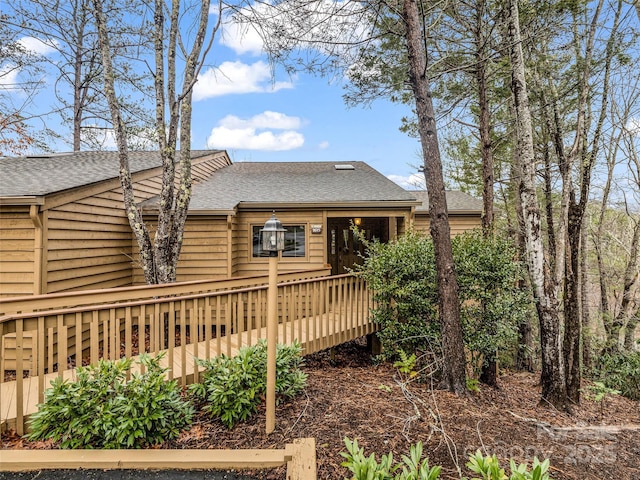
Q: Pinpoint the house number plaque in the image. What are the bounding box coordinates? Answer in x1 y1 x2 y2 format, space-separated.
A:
311 224 322 234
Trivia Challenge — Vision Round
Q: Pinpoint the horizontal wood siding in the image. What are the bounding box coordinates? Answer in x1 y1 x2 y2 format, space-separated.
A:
234 211 326 277
46 189 133 293
0 207 35 297
414 214 482 236
132 217 229 284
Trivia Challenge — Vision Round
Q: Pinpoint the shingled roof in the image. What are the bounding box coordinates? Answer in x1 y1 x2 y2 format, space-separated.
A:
179 161 420 213
410 190 483 213
0 150 221 198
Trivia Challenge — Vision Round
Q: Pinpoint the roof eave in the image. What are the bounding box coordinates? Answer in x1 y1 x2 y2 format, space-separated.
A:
0 196 45 205
237 200 421 210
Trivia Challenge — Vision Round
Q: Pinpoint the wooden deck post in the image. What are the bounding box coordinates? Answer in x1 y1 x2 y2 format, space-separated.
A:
266 253 278 434
285 437 317 480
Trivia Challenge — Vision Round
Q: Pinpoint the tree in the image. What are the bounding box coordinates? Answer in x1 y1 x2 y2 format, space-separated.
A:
7 0 152 151
506 0 566 410
0 14 44 154
237 0 468 393
401 0 468 394
93 0 219 284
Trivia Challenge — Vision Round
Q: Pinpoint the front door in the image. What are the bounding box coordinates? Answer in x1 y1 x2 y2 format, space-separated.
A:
327 217 388 274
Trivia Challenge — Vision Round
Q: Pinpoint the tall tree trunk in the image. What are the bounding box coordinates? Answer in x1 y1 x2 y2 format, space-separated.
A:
507 0 566 409
473 0 498 386
94 0 214 284
401 0 467 395
624 313 639 351
581 211 592 371
607 220 640 352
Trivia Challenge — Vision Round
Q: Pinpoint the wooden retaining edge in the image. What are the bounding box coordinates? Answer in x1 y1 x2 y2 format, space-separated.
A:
0 438 317 480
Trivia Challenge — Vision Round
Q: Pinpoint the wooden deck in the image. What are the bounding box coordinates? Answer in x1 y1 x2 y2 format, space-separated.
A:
1 283 375 433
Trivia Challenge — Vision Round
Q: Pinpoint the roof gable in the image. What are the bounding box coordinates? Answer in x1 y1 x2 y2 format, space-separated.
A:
182 161 419 212
0 150 225 198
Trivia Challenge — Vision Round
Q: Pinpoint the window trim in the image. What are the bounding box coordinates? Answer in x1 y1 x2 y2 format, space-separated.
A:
251 223 309 261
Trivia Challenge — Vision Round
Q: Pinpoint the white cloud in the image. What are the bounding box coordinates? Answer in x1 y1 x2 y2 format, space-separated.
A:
19 36 57 56
220 111 302 130
220 22 264 56
628 118 640 135
388 173 425 190
193 61 293 100
0 65 20 89
318 141 330 149
206 111 305 151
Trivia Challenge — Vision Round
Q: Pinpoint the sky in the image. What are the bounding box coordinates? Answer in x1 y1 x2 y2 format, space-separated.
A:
189 11 426 190
2 2 428 191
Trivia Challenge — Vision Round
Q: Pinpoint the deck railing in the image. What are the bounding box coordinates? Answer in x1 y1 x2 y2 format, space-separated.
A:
1 272 374 435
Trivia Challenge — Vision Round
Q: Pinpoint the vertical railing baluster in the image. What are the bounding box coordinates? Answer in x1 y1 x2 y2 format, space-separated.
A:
191 299 198 383
37 315 45 405
180 300 188 385
15 318 24 435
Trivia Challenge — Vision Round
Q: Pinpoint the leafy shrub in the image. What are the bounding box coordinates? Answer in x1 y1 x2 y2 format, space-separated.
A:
466 450 552 480
341 441 553 480
341 437 441 480
593 351 640 400
352 230 440 360
190 340 307 428
354 228 532 373
27 354 193 448
452 231 531 377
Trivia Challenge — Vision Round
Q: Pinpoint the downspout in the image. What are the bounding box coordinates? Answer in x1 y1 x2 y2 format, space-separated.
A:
29 205 44 295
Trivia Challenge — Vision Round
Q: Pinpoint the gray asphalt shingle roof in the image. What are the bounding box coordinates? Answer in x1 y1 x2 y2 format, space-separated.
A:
0 150 219 197
411 190 483 213
183 161 419 211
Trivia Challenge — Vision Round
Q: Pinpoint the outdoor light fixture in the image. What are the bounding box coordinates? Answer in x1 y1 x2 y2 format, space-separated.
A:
354 217 362 226
261 212 287 255
263 211 286 434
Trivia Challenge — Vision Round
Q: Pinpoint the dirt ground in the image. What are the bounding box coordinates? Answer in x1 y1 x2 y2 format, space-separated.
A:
2 338 639 480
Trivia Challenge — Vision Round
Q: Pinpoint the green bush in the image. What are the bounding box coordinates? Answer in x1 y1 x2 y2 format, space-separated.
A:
354 228 532 372
353 230 440 360
452 231 530 377
190 340 307 428
27 354 193 448
593 351 640 400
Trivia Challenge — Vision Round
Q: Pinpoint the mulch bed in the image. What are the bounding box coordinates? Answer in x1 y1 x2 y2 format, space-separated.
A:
2 338 639 480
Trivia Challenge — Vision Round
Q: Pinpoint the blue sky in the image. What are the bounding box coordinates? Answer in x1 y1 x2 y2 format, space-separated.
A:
188 16 425 189
2 3 427 189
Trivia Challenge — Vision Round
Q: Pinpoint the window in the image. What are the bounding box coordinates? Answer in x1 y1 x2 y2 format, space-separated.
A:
252 225 306 258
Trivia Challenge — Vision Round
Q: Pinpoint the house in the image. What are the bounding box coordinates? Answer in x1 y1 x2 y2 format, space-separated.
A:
0 151 482 297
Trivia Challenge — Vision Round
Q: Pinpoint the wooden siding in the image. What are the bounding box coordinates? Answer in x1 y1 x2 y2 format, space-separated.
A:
132 217 230 284
414 214 482 236
0 207 36 297
234 211 327 277
45 189 134 294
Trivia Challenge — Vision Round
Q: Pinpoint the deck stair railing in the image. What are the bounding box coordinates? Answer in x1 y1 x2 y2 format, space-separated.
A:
0 270 374 435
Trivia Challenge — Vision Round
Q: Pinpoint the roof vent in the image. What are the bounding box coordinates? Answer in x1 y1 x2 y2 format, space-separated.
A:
334 164 355 170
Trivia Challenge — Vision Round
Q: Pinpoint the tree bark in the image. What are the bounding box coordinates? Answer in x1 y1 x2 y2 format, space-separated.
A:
93 0 214 284
581 211 592 370
401 0 467 395
607 220 640 352
624 313 639 351
507 0 566 409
